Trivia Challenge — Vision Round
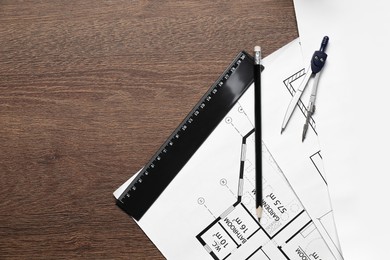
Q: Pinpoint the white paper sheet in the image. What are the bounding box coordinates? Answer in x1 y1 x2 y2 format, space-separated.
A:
115 39 342 260
293 1 390 259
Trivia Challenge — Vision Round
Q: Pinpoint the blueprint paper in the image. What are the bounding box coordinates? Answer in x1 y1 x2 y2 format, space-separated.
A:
293 1 390 258
115 39 342 259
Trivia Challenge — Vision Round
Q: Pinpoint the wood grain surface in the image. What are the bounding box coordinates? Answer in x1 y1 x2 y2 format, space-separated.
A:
0 1 297 259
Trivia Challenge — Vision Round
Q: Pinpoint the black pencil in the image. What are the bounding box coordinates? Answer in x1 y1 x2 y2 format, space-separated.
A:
254 46 262 222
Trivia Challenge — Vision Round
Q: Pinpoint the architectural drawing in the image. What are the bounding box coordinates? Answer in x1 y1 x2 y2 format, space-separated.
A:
196 105 337 260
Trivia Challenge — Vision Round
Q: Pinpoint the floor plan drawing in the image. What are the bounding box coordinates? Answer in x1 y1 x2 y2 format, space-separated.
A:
195 106 337 260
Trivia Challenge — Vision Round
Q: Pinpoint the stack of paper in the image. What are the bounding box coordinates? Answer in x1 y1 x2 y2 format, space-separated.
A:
115 39 344 259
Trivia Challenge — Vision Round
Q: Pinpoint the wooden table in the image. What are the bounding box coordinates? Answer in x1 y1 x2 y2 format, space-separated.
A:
0 1 297 259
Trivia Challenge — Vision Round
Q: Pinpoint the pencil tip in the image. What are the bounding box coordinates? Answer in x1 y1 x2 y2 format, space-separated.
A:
281 128 284 134
256 207 263 222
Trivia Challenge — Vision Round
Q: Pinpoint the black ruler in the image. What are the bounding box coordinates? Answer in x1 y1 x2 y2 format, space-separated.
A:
117 51 255 221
